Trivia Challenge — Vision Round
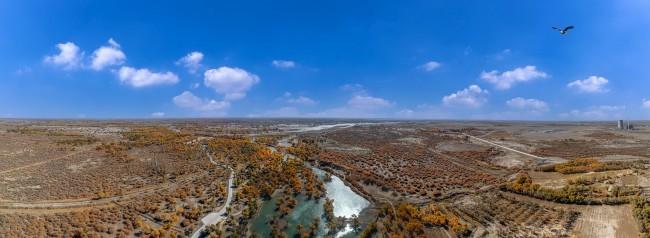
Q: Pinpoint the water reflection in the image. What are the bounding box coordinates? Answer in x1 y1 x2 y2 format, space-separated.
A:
251 165 369 237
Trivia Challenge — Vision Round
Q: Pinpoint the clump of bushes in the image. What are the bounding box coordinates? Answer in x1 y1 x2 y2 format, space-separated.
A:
537 158 646 174
501 171 631 205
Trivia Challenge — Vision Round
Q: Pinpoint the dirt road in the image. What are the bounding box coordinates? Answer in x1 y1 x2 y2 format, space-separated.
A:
191 149 235 238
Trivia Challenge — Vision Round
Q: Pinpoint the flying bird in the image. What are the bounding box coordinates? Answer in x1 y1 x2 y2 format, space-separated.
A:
552 26 574 35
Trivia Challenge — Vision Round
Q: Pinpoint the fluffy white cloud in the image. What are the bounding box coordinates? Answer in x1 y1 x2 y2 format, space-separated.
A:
567 76 609 93
506 97 549 111
151 112 165 117
173 91 202 108
271 60 296 69
643 99 650 109
348 95 393 110
90 38 126 71
420 61 440 71
173 91 230 113
44 42 84 70
204 67 260 100
176 52 204 74
481 66 547 90
442 85 488 108
287 96 317 106
116 66 179 87
307 88 393 118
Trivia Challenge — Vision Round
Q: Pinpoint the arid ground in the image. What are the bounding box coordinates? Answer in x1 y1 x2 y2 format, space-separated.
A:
0 119 648 237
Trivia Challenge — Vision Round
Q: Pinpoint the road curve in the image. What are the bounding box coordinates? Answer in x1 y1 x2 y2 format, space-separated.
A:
191 149 235 238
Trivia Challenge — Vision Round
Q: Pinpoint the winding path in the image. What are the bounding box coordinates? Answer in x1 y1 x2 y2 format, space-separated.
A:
191 148 235 238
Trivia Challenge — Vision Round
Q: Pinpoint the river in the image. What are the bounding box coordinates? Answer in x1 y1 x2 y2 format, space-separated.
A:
251 165 370 237
278 122 383 133
252 124 372 237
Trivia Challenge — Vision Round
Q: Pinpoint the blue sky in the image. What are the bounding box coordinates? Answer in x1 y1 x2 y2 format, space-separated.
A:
1 1 650 119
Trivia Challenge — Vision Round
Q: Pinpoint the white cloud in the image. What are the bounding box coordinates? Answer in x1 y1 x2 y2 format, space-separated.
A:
506 97 549 112
204 67 260 101
442 85 489 108
90 38 126 71
348 95 393 110
307 91 393 118
108 38 120 47
176 52 204 74
287 96 317 106
419 61 440 71
173 91 203 108
190 83 200 89
340 83 364 91
173 91 230 113
560 109 607 119
481 66 547 90
643 99 650 109
559 105 625 120
339 83 370 99
151 112 165 117
116 66 179 87
395 109 414 117
271 60 296 69
488 49 511 60
567 76 609 93
595 105 625 111
44 42 84 70
277 92 317 106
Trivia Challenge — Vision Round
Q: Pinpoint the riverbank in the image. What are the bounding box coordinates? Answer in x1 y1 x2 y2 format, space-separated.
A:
249 160 372 237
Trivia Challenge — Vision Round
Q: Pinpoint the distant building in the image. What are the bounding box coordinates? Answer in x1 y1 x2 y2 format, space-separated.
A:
618 120 624 130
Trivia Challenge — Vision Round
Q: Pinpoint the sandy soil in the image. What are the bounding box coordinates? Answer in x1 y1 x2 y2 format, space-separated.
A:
572 204 638 238
530 170 633 188
435 141 490 152
491 153 535 168
500 192 638 238
599 154 648 161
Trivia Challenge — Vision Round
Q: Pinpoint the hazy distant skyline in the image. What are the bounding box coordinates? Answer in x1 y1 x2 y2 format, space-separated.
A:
1 1 650 120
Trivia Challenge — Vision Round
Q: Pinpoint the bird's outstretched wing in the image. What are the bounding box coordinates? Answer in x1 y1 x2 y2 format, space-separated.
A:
552 27 560 31
563 26 574 31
